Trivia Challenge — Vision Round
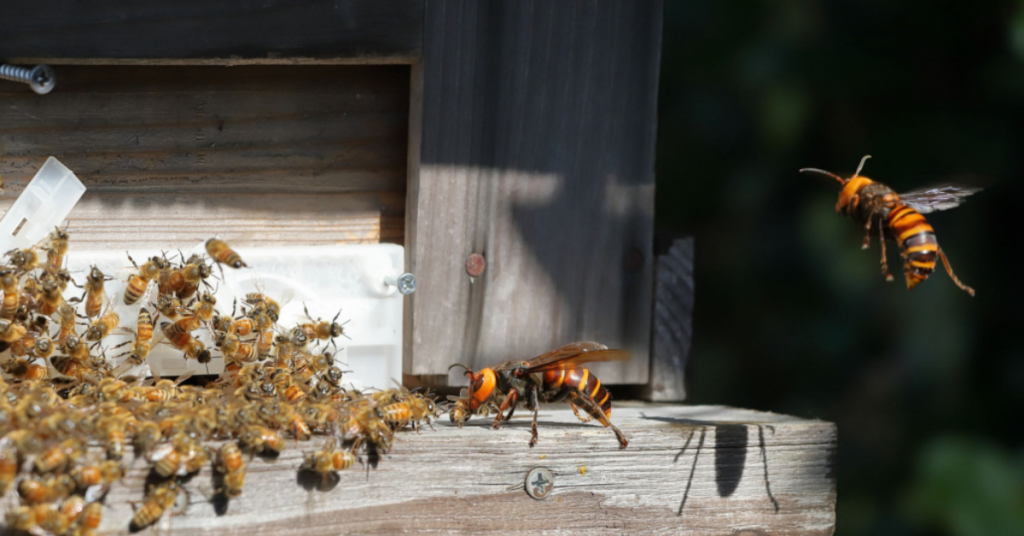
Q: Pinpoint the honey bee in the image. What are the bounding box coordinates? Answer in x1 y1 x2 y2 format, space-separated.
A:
61 335 90 362
148 439 188 478
75 501 104 534
161 321 212 364
43 226 69 274
206 238 247 270
2 358 48 380
142 373 193 402
234 316 254 338
382 388 438 432
340 403 394 453
449 341 630 449
129 480 179 531
59 495 86 522
32 336 56 360
0 268 20 319
133 421 162 453
178 253 213 299
33 437 83 473
801 156 980 294
80 266 113 318
190 292 217 322
96 415 127 460
84 308 120 343
124 253 168 305
38 273 65 316
215 332 257 365
299 305 348 350
0 318 26 344
154 294 183 321
112 309 160 375
9 329 37 357
240 425 284 455
216 442 246 498
6 247 40 273
302 438 356 488
256 329 275 359
0 443 19 493
243 280 290 324
56 302 77 342
71 460 125 488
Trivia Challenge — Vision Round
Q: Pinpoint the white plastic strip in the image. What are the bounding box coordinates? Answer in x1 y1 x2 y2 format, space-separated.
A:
0 157 85 252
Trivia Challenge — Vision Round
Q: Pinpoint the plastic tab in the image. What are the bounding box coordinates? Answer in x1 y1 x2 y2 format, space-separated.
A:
0 157 86 251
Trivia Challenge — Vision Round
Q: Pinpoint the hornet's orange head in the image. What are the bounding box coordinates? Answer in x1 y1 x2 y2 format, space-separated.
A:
800 155 875 216
448 364 497 411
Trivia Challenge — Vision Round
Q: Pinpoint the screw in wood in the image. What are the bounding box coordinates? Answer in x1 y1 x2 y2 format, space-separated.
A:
524 467 554 500
0 64 56 94
384 273 416 294
465 253 486 278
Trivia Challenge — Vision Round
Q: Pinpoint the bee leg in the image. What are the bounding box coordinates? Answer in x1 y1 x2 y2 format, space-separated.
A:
878 219 894 282
862 217 873 250
937 247 975 296
491 390 518 430
571 392 628 449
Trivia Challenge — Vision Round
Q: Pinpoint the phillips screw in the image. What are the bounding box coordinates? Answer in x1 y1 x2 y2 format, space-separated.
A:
0 64 56 94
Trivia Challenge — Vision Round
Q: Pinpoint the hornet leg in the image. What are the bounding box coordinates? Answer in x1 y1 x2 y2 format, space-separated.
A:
569 401 593 423
571 391 628 449
862 216 873 250
937 247 975 296
528 386 541 448
491 390 518 430
878 218 894 282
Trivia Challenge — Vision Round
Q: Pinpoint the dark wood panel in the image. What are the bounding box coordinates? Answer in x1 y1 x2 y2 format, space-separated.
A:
0 65 410 245
407 0 662 384
0 0 423 63
644 237 694 401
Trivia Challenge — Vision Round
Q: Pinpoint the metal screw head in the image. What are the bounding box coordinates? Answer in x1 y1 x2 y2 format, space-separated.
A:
466 253 486 278
29 65 56 95
524 467 554 500
384 273 416 294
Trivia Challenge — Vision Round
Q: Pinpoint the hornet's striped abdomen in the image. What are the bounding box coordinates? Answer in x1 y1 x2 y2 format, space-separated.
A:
887 204 937 289
543 367 612 418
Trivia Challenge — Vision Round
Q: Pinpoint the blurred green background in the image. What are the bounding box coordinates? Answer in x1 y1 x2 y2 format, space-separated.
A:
656 2 1024 535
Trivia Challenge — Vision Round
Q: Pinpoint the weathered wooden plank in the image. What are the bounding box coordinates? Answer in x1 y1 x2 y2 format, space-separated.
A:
87 405 836 535
644 237 695 402
407 0 663 385
0 65 409 247
0 0 423 64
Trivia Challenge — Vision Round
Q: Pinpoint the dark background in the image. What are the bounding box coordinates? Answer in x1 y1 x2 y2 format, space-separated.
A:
656 2 1024 535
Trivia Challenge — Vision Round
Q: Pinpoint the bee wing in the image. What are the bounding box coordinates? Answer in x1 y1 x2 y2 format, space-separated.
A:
521 341 630 373
898 185 982 214
147 443 175 463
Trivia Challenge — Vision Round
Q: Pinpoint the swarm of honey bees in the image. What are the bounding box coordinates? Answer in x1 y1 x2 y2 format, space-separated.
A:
0 230 439 535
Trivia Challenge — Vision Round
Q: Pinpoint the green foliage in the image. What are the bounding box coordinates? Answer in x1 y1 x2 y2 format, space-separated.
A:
905 437 1024 536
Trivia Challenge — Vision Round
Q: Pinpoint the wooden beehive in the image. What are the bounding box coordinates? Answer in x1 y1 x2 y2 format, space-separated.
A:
0 1 836 533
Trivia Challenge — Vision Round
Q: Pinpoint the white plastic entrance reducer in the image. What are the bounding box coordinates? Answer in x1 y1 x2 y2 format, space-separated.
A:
0 157 409 390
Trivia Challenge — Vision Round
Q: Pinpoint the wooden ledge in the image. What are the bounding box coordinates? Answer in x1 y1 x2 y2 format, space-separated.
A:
90 404 836 535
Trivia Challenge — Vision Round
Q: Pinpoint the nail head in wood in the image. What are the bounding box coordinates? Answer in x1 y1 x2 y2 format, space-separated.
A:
465 252 486 278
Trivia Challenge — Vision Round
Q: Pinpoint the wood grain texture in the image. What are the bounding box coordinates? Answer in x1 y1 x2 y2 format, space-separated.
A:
83 405 836 535
407 0 663 385
644 237 695 402
0 65 409 248
0 0 423 64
